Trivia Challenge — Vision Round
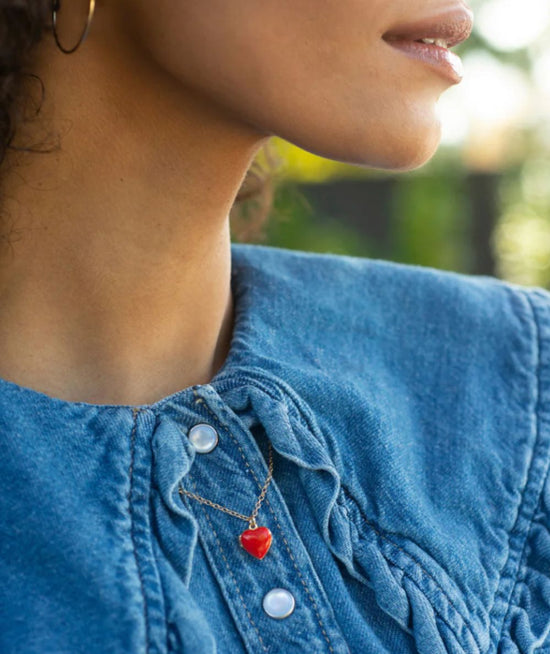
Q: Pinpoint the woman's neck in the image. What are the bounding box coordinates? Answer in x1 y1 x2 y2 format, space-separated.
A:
0 21 268 405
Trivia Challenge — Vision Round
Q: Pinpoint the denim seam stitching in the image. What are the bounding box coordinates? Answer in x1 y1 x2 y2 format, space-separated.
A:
194 389 337 653
262 499 337 654
184 471 269 652
341 485 481 654
490 288 547 652
129 407 150 654
482 285 538 630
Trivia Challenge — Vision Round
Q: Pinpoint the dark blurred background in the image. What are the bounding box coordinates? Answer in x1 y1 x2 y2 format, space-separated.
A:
234 0 550 289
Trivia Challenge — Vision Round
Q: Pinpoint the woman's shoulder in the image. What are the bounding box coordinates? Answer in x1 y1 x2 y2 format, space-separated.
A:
231 240 550 309
230 242 550 371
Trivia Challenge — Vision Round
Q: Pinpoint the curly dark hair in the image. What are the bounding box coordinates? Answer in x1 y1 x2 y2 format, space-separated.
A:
0 1 282 243
0 1 49 156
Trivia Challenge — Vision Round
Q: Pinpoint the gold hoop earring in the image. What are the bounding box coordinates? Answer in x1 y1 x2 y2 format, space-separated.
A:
52 0 96 54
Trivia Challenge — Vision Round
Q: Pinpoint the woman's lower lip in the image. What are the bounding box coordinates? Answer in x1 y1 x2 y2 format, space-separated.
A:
384 39 464 84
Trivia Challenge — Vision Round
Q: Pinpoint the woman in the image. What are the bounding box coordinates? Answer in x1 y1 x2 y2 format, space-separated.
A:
1 2 549 653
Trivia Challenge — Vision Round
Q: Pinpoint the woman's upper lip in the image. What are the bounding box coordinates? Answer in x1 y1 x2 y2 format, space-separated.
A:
382 5 474 48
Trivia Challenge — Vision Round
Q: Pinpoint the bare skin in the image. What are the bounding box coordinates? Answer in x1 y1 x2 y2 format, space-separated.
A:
0 0 472 405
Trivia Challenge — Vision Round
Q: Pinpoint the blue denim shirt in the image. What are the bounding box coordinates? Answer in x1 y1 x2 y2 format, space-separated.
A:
1 242 550 654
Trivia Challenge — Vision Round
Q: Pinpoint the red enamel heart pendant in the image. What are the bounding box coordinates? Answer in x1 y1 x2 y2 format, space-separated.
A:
239 526 272 559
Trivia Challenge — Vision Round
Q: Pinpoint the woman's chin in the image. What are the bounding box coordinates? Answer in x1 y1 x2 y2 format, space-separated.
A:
359 117 443 172
379 136 441 172
297 109 443 174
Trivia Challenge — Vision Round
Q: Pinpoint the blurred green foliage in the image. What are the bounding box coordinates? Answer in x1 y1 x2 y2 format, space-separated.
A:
263 183 375 258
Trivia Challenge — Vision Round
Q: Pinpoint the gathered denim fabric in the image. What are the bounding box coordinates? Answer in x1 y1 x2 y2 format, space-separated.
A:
1 242 550 654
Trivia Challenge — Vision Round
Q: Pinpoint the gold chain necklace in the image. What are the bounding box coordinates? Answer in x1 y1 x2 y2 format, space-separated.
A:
178 441 274 559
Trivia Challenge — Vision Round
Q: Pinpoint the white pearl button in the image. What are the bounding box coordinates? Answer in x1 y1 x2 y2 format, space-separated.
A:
262 588 295 619
188 423 219 454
